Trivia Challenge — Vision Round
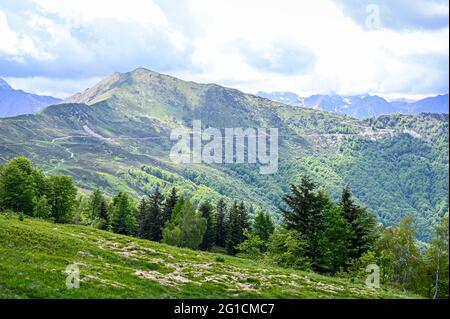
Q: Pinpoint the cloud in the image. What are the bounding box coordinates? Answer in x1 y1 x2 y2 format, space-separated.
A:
0 0 448 98
335 0 449 30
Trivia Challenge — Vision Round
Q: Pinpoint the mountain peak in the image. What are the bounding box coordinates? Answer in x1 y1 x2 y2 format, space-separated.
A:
0 78 12 90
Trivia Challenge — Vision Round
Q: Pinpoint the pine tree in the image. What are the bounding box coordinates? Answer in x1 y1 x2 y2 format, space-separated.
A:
339 187 377 258
110 192 137 236
88 189 103 223
139 188 164 241
99 199 109 230
138 197 151 239
226 201 243 255
281 176 325 266
162 187 178 225
199 201 216 251
317 191 352 273
238 201 250 241
215 199 227 247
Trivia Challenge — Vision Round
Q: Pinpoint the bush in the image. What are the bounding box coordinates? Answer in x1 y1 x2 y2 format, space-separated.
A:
267 228 311 271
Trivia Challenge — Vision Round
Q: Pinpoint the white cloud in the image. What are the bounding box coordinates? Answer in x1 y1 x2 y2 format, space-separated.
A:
0 0 448 98
0 11 51 61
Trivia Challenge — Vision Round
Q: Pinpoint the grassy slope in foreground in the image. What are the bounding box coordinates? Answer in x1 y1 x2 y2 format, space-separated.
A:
0 214 418 299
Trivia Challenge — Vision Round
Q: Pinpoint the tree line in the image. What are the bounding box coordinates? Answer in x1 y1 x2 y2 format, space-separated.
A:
0 157 447 298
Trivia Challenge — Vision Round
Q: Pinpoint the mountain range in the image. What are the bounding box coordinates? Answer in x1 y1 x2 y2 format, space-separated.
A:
0 78 61 117
257 91 449 119
0 68 448 240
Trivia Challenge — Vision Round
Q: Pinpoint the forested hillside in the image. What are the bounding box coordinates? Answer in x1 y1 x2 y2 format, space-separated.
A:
0 68 448 240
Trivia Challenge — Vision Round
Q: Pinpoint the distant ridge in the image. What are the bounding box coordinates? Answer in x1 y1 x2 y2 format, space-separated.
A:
0 78 61 117
257 91 449 119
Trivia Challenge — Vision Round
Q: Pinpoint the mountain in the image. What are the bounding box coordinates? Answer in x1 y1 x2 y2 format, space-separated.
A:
0 78 61 117
0 68 448 240
0 214 415 298
257 91 449 119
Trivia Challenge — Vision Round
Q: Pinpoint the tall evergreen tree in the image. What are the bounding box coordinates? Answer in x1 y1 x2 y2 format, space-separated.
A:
138 197 151 239
226 201 243 255
238 201 250 241
162 187 178 225
215 199 227 247
98 199 109 230
339 187 377 258
139 187 164 241
199 201 216 251
88 189 103 223
110 192 137 236
281 176 325 266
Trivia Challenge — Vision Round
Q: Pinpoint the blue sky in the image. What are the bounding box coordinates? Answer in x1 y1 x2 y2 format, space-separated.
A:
0 0 448 99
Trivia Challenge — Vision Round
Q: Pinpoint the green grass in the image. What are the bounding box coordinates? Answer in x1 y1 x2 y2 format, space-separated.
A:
0 214 420 299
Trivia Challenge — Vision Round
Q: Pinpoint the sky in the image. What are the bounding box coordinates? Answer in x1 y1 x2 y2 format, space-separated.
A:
0 0 448 99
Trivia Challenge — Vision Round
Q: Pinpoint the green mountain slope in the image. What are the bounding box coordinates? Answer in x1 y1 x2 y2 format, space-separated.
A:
0 214 417 299
0 68 448 240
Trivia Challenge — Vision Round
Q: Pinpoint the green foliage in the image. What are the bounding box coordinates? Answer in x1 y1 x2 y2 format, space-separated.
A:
32 195 52 220
162 199 207 250
266 227 311 271
253 210 275 242
110 192 137 236
138 188 164 241
236 229 265 259
281 176 325 267
215 198 227 247
424 214 449 299
376 216 424 291
199 201 216 251
0 157 39 215
46 175 77 223
317 193 352 274
226 201 245 255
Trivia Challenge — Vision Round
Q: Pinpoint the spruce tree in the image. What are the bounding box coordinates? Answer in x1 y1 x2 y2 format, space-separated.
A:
138 197 151 239
199 201 216 251
339 187 377 258
226 201 243 255
162 187 178 225
281 175 325 266
238 201 250 241
110 192 137 235
99 199 109 230
215 199 227 247
140 187 164 241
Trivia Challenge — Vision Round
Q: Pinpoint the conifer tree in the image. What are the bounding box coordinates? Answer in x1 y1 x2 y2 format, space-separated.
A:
110 192 137 236
226 201 243 255
339 187 377 258
199 200 216 251
98 199 109 230
139 187 164 241
281 176 325 266
215 199 227 247
162 187 178 225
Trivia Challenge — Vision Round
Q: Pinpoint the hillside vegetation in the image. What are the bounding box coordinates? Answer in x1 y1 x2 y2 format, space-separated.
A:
0 68 448 240
0 213 416 299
